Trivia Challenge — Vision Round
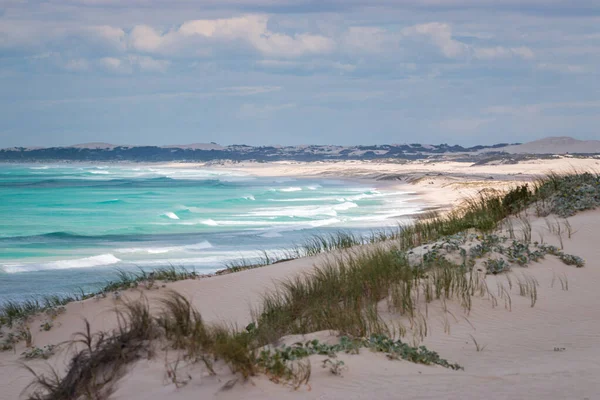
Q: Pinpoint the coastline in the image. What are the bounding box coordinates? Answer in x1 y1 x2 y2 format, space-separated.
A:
162 157 600 210
2 160 600 399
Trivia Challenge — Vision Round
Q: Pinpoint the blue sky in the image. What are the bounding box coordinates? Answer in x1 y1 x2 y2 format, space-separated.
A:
1 0 599 147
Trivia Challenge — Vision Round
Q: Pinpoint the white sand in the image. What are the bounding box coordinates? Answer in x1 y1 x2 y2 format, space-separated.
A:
3 158 600 399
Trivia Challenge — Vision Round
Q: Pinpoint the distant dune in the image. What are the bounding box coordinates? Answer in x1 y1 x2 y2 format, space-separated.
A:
161 143 225 150
4 137 600 161
69 142 119 149
496 136 600 154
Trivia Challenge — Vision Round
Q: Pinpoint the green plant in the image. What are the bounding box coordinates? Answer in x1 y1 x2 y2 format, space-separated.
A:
21 345 56 360
322 358 346 376
559 253 585 268
484 258 510 275
40 321 53 332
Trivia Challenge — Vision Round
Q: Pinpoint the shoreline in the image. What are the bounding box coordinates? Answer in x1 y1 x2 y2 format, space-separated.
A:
2 162 600 399
3 156 598 301
0 164 436 304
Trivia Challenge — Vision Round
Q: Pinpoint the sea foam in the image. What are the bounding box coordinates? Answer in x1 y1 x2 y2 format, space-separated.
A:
2 254 121 273
117 241 213 255
162 212 180 220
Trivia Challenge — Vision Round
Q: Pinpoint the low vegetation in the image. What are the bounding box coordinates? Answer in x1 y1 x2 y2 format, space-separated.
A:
0 267 197 331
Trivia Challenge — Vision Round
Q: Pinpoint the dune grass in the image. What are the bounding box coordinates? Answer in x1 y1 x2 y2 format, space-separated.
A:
24 298 157 400
0 267 198 330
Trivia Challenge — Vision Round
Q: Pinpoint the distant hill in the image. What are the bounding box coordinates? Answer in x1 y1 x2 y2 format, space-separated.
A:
69 142 120 149
161 143 225 151
0 142 507 162
493 137 600 155
1 137 597 163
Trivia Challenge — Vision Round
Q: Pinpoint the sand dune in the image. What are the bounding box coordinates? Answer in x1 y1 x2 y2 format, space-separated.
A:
495 136 600 154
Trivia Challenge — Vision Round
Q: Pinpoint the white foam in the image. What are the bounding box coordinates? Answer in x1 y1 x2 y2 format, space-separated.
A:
306 185 321 190
333 202 358 211
242 195 256 201
178 206 203 213
162 212 180 220
3 254 121 273
279 187 303 192
269 196 341 202
30 166 49 170
117 241 213 255
245 205 338 218
259 231 283 238
308 218 341 227
201 219 218 226
89 170 110 175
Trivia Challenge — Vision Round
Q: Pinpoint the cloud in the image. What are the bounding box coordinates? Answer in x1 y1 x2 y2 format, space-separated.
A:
129 15 335 58
257 59 356 72
129 25 166 53
86 25 127 50
474 46 534 60
63 58 90 71
402 22 467 58
537 63 590 74
130 55 170 72
98 55 169 73
342 27 395 53
402 22 534 61
98 56 130 73
218 86 282 96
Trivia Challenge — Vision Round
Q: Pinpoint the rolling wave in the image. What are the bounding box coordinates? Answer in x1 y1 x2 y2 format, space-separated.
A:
116 240 213 255
162 212 180 220
2 254 121 273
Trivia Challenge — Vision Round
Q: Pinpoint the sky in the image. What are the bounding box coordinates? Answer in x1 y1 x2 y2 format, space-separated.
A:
0 0 599 147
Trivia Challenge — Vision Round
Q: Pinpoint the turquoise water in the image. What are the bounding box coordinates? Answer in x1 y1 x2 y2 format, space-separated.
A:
0 164 423 302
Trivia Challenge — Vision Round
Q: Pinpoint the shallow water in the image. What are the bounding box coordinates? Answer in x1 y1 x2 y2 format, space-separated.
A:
0 163 424 302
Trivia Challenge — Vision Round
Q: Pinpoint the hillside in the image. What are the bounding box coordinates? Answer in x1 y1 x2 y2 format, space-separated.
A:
492 137 600 154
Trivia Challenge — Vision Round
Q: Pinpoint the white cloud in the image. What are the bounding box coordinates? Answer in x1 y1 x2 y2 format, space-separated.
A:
218 86 281 96
342 27 393 53
129 55 170 72
537 63 590 74
63 58 90 71
257 59 356 72
402 22 534 61
99 57 124 70
98 55 169 73
402 22 467 58
129 25 167 53
87 25 126 50
129 15 335 58
474 46 534 60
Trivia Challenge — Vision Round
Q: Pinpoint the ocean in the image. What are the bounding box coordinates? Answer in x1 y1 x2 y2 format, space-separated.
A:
0 164 424 302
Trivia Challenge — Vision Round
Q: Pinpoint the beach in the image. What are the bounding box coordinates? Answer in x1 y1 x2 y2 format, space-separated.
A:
2 157 600 400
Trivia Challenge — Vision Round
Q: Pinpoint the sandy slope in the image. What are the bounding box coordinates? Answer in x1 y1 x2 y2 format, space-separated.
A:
3 159 600 399
119 209 600 400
